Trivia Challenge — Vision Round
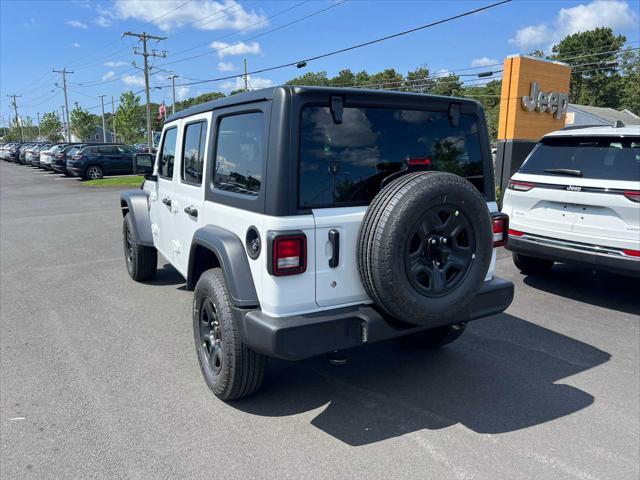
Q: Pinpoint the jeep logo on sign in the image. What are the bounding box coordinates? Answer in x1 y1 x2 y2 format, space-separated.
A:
521 82 568 119
566 185 582 192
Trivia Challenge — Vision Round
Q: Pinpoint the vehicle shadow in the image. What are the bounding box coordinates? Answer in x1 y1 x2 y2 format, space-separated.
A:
231 313 610 446
146 263 184 286
522 264 640 316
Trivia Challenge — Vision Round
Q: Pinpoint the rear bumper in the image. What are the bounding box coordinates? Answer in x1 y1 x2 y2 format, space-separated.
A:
237 277 514 361
51 162 67 173
66 165 84 176
507 235 640 277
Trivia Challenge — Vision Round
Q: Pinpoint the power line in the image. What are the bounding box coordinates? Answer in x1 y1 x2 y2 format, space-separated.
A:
162 0 511 89
160 0 311 63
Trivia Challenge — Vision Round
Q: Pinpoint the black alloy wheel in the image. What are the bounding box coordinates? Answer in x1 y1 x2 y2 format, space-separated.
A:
405 205 475 297
198 299 224 376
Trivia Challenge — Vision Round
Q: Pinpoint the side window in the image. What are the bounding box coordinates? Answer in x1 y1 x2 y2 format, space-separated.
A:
159 127 178 179
116 146 134 154
181 121 207 185
214 112 264 196
98 146 115 154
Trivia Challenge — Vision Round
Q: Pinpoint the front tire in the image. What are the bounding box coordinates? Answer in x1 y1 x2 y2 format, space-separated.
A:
512 252 554 275
193 269 267 401
123 213 157 281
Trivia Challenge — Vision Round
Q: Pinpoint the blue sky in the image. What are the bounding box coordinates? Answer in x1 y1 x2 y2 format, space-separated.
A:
1 0 638 124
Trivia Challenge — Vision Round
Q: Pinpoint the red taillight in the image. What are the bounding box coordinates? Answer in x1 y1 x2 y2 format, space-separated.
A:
623 249 640 257
271 234 306 276
623 190 640 203
508 228 524 237
407 157 432 166
492 214 509 247
508 180 535 192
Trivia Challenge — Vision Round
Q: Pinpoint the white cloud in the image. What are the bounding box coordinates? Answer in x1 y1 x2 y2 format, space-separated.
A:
211 41 260 58
122 75 145 87
105 60 128 67
109 0 267 32
219 75 273 92
471 56 499 67
176 86 190 101
94 16 112 27
509 0 638 50
102 71 115 81
436 68 451 77
218 61 238 72
67 20 88 29
70 42 81 48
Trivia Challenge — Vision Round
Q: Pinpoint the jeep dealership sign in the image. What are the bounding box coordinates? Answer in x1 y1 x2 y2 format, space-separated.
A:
521 81 568 119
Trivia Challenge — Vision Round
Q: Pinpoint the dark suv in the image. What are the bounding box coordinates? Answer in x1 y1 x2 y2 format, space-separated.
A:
66 144 137 179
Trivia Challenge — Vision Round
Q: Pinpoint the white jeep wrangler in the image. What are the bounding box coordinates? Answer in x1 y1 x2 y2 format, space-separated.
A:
121 86 514 400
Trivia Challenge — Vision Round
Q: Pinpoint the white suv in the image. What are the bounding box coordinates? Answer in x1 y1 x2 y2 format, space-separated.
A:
120 86 513 400
502 124 640 277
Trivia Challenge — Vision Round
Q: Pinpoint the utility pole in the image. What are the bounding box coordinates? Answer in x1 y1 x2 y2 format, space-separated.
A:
36 112 41 140
111 96 116 143
243 58 248 91
98 95 107 142
167 74 178 115
7 94 23 142
53 68 74 142
123 31 166 149
60 105 66 138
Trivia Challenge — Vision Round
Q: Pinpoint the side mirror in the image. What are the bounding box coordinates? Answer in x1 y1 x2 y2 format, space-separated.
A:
133 153 155 180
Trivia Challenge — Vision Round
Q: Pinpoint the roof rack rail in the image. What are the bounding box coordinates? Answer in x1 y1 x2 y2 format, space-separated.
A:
560 124 604 131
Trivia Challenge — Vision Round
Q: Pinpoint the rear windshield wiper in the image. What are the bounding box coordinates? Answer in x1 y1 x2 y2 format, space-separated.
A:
543 168 583 177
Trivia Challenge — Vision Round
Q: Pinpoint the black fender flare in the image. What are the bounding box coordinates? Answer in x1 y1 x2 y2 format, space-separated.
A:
120 190 154 246
188 225 259 308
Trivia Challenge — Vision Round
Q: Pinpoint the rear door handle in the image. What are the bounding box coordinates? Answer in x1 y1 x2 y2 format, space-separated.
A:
328 229 340 268
184 206 198 218
162 197 172 207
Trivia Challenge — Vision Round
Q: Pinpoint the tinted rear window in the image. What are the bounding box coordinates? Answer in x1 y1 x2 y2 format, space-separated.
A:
519 136 640 181
299 106 484 208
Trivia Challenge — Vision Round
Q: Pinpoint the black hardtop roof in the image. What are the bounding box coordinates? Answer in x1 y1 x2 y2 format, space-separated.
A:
165 85 480 123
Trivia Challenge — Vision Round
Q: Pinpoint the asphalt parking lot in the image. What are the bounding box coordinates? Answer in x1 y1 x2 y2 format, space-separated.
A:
1 161 638 480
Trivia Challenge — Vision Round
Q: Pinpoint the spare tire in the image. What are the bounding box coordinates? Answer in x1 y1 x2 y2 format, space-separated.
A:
357 171 492 326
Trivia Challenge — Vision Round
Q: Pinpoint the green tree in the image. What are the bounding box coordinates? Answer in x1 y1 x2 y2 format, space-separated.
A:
464 79 502 141
39 112 63 142
70 106 97 141
431 73 463 97
405 64 432 93
368 68 403 89
330 69 356 87
527 49 545 58
550 27 626 106
115 91 144 144
286 71 330 86
618 48 640 114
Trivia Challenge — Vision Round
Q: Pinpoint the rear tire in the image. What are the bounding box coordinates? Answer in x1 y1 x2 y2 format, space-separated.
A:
408 323 466 348
123 213 157 281
193 269 267 401
85 165 103 180
512 252 554 275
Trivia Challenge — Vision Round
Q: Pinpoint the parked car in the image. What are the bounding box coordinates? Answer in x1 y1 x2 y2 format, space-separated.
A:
66 144 137 179
31 144 51 167
51 144 85 175
18 143 35 164
25 145 43 165
502 124 640 277
39 144 59 170
120 86 513 400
